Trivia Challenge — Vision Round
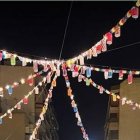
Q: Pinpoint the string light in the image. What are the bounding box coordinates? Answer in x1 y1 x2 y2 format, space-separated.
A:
20 78 25 84
66 2 139 65
77 74 140 111
0 50 63 70
62 68 89 140
0 69 51 97
68 64 140 84
0 0 139 138
30 73 57 140
0 76 49 123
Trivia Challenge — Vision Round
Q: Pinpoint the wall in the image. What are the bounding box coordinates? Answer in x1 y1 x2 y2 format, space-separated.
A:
0 65 35 140
119 78 140 140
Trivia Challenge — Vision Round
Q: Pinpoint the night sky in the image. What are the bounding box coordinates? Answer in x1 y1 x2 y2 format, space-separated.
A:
0 1 140 140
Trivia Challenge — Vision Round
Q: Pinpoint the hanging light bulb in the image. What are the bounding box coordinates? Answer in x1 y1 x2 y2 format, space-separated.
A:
39 82 42 86
20 78 25 84
13 82 19 88
7 109 12 119
23 96 29 105
70 95 74 100
5 85 10 90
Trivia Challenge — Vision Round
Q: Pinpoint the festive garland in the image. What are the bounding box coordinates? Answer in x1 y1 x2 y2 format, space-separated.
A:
75 74 140 111
66 2 140 65
0 75 50 125
0 70 47 97
30 73 57 140
0 1 140 139
63 68 89 140
67 64 140 84
0 50 62 73
0 0 139 67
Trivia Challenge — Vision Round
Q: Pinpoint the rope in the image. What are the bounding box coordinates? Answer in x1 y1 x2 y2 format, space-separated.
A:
59 1 73 60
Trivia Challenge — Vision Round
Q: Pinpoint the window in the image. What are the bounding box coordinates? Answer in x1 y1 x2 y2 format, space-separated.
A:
110 113 118 122
110 130 119 139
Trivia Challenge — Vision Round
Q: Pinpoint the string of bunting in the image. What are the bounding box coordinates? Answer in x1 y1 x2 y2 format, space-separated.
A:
0 1 140 138
0 74 52 125
0 1 139 68
0 68 52 97
76 74 140 111
30 73 57 140
0 50 62 73
66 63 139 85
63 67 89 140
0 1 139 67
66 1 140 65
66 63 140 110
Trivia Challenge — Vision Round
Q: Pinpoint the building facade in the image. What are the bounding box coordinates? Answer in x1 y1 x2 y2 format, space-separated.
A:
0 65 59 140
104 78 140 140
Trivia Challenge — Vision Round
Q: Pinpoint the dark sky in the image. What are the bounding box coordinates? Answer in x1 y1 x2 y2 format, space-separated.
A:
0 1 140 140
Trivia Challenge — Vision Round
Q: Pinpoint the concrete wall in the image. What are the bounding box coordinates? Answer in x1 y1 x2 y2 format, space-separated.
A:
0 113 25 140
0 65 35 140
119 78 140 140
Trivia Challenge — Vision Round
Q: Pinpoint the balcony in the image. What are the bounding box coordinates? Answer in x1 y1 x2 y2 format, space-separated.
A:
109 107 119 114
108 122 119 130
